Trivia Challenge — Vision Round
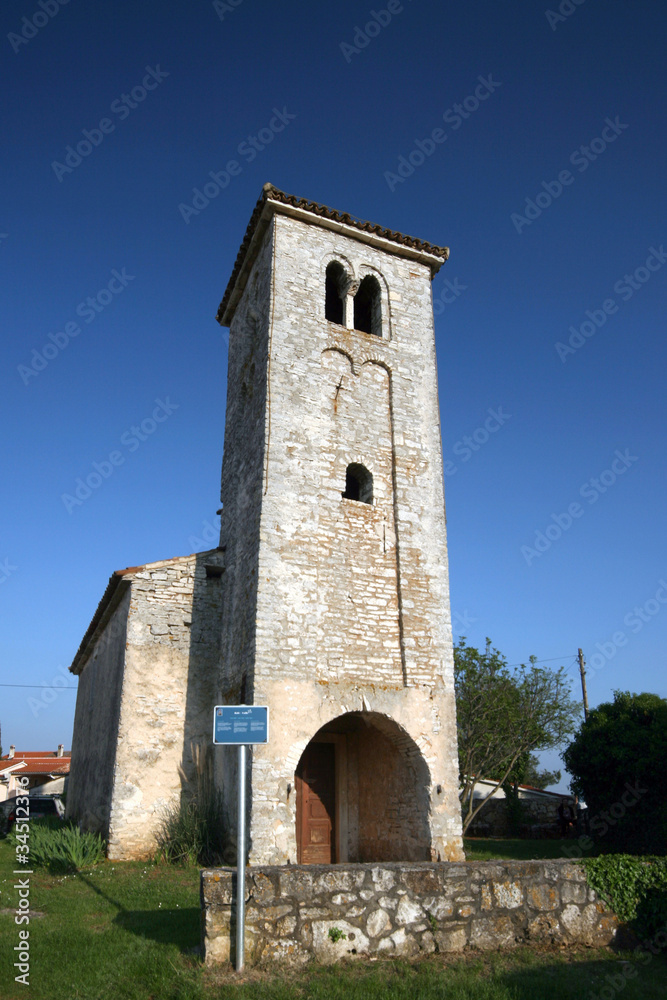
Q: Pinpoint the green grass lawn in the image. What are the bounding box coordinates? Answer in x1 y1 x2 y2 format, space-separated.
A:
462 838 575 861
0 837 664 1000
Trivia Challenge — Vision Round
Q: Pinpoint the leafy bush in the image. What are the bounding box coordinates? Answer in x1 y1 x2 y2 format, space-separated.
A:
155 743 227 866
583 854 667 938
563 691 667 854
10 819 105 873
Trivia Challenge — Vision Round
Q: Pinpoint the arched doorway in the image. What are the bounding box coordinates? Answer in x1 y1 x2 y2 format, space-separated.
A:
295 712 431 864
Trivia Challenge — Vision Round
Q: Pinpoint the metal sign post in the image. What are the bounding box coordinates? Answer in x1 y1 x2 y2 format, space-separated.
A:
213 705 269 972
236 742 246 971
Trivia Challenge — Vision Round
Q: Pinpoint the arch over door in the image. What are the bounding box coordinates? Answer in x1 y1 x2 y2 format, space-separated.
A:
295 712 431 864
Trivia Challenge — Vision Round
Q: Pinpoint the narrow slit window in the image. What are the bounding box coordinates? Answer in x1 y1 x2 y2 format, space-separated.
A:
342 464 373 505
325 261 346 325
353 275 381 336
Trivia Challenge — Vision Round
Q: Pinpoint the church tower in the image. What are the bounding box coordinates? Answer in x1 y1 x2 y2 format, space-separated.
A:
215 184 463 865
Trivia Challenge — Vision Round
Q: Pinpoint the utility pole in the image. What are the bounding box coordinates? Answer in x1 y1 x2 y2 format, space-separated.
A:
578 648 589 721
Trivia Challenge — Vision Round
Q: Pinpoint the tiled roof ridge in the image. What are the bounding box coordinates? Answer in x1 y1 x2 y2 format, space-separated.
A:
216 183 449 323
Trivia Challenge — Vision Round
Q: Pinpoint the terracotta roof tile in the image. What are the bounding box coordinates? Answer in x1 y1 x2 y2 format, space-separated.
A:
0 752 71 776
216 183 449 325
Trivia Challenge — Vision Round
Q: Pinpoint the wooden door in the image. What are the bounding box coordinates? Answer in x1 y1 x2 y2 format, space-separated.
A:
296 742 336 864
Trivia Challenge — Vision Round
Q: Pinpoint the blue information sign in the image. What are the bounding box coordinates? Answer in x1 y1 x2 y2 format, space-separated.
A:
213 705 269 745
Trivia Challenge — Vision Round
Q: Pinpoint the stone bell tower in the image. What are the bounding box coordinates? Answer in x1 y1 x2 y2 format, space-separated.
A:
215 184 463 865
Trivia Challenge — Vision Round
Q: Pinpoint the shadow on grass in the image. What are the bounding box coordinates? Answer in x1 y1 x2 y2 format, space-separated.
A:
221 950 667 1000
112 907 200 949
496 953 667 1000
79 873 200 952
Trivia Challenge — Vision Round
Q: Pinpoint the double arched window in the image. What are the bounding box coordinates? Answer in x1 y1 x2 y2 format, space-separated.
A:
325 263 382 337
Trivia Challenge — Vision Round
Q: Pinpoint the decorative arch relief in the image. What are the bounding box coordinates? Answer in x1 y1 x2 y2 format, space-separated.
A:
322 344 393 377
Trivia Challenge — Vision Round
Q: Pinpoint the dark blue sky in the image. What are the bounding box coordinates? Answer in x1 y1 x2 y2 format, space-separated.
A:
2 1 666 784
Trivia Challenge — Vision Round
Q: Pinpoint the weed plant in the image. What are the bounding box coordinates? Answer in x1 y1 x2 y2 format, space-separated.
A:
10 818 105 873
155 742 227 866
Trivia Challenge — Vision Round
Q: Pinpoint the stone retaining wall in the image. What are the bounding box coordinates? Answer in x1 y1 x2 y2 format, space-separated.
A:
201 860 618 965
467 794 564 838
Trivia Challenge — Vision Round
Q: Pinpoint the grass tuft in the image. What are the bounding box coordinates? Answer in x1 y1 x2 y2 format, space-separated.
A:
155 741 228 867
10 818 105 873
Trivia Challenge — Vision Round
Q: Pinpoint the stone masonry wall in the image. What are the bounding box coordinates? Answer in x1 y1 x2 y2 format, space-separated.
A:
68 588 130 838
201 860 618 966
467 793 566 838
106 550 224 860
216 225 273 849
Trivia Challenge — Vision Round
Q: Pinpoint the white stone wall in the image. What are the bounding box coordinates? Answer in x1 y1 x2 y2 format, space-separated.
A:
217 208 463 864
68 589 130 837
69 551 224 859
107 552 224 859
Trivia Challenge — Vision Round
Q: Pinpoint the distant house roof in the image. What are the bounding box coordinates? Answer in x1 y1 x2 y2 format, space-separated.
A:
471 777 569 800
216 183 450 326
0 750 71 778
0 760 26 776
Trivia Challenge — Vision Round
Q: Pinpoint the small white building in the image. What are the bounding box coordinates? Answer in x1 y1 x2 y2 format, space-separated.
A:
0 746 71 800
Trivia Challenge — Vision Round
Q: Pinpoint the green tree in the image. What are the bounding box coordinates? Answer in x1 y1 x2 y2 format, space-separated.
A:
562 690 667 854
492 751 561 790
498 753 561 835
455 638 580 834
516 752 561 789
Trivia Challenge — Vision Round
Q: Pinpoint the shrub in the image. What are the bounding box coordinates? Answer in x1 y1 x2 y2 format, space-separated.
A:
10 820 105 873
563 691 667 854
583 854 667 938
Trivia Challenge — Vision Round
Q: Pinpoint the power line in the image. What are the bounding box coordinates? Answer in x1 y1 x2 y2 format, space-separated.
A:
504 654 575 668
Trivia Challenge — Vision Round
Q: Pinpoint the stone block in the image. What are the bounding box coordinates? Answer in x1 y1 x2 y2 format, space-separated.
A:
560 880 587 905
395 896 424 925
276 915 297 936
390 927 420 957
595 911 619 943
372 867 395 891
423 896 454 919
492 881 523 909
311 920 370 963
401 868 445 895
420 930 437 954
434 925 467 952
527 884 559 911
470 915 516 950
527 913 564 943
560 903 600 944
366 908 392 938
250 871 277 903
